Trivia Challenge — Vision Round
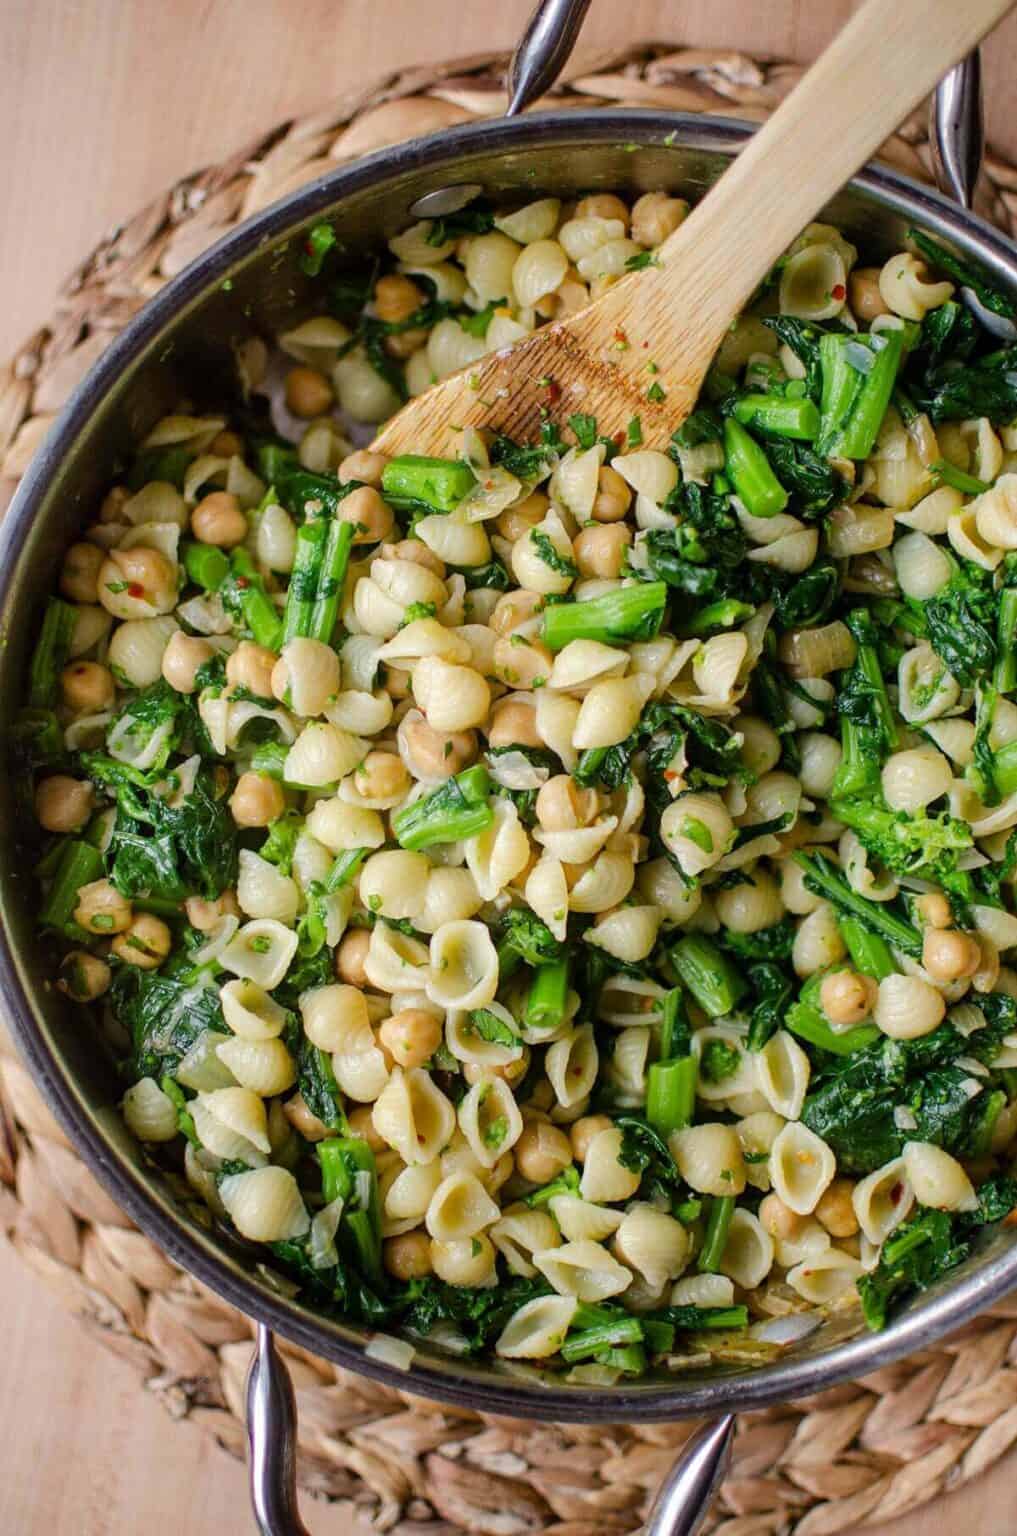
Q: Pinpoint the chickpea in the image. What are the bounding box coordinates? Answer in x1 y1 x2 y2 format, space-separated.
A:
575 193 630 228
536 774 599 832
336 928 371 988
191 490 248 548
338 449 388 488
60 541 105 603
209 429 244 458
591 464 632 523
354 750 410 804
570 1113 613 1164
112 913 172 969
759 1192 804 1242
57 950 112 1002
630 191 688 248
283 1092 332 1142
819 968 877 1026
339 485 394 545
848 266 889 322
185 890 240 930
515 1122 573 1184
60 660 114 714
284 365 334 419
495 491 548 544
229 771 286 828
98 547 177 617
573 522 632 580
384 1230 433 1281
347 1102 387 1151
915 891 952 929
227 641 277 697
99 486 130 524
378 1009 443 1070
35 775 93 833
922 927 982 984
487 698 543 751
815 1178 859 1239
374 273 424 325
74 878 132 936
490 589 544 637
492 633 553 690
162 631 215 694
401 717 476 778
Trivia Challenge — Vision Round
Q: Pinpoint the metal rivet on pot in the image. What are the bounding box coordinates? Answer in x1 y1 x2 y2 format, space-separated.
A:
408 184 485 218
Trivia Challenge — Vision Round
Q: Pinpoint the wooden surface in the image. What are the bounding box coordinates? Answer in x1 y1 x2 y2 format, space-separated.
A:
5 1 1017 1531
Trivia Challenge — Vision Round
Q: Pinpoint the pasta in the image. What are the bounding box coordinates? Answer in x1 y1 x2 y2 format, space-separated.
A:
32 193 1017 1383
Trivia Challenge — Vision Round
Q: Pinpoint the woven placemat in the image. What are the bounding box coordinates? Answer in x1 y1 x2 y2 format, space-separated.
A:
5 42 1017 1536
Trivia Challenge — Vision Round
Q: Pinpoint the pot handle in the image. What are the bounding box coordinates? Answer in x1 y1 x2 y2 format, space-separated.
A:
929 52 983 210
505 0 593 117
246 1325 312 1536
643 1415 736 1536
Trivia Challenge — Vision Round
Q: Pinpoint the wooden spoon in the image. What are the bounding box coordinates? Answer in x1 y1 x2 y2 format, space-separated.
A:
373 0 1013 456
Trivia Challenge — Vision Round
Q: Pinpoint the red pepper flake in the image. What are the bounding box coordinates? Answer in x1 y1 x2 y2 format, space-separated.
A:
127 582 145 600
484 479 495 490
235 576 250 589
642 339 649 348
613 327 629 346
832 283 846 300
613 431 625 448
543 379 562 404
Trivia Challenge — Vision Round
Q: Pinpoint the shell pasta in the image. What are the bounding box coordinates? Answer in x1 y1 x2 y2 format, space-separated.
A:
25 189 1017 1380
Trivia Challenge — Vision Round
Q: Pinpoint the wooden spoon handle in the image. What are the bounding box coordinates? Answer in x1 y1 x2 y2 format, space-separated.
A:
651 0 1014 357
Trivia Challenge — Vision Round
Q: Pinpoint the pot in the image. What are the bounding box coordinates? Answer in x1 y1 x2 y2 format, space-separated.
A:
3 65 1017 1536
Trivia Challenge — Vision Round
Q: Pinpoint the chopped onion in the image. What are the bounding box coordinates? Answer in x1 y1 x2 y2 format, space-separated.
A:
365 1333 416 1371
354 1170 373 1211
749 1314 821 1345
949 1004 987 1038
191 915 240 966
961 1078 985 1101
955 1056 989 1078
486 750 550 791
309 1196 345 1270
893 1106 918 1132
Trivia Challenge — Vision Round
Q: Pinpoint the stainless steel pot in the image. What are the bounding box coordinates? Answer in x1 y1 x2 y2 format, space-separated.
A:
4 61 1017 1536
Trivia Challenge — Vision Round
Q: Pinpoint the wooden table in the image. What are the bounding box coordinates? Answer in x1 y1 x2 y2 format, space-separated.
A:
5 2 1017 1531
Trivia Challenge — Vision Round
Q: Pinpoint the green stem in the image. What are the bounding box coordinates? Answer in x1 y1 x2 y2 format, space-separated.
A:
819 328 905 460
786 997 880 1056
995 588 1017 694
30 599 78 709
682 599 754 636
731 393 820 440
659 987 690 1060
723 417 788 518
392 765 493 850
525 958 570 1033
381 454 476 512
318 1137 382 1285
542 582 667 651
793 851 922 959
226 549 283 651
670 934 747 1018
560 1317 644 1361
38 840 103 932
837 915 897 979
182 541 229 592
309 519 355 644
282 517 328 643
697 1195 735 1274
646 1057 697 1137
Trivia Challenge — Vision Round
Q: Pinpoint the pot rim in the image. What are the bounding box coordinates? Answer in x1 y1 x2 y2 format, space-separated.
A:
5 107 1017 1423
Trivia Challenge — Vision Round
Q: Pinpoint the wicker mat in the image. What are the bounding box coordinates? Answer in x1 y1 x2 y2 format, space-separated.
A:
4 43 1017 1536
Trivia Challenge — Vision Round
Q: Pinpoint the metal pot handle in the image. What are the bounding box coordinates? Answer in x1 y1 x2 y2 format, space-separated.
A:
247 1326 311 1536
929 52 983 211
